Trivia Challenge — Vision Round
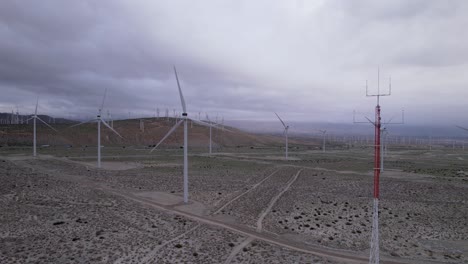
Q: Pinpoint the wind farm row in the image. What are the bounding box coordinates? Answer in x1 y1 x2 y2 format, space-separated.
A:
0 67 467 264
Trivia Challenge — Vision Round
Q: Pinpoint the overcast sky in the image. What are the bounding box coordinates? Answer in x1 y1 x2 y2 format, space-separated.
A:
1 0 467 125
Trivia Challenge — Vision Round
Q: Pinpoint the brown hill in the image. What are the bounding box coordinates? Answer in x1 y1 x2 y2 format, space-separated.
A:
0 118 318 148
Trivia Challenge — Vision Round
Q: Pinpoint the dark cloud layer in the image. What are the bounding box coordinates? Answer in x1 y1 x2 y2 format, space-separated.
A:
0 0 467 125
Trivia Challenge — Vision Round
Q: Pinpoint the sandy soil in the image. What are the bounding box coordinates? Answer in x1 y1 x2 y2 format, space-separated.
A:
262 168 468 263
0 147 466 263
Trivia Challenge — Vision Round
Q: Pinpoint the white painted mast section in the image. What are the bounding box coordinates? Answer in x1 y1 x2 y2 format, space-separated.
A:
370 198 380 264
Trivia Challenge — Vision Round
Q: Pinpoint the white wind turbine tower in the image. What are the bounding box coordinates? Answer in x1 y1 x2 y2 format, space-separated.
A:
70 89 123 168
27 98 57 157
150 66 216 203
203 114 230 155
206 114 213 154
380 112 404 172
275 112 289 159
456 126 468 151
380 127 388 172
319 130 327 152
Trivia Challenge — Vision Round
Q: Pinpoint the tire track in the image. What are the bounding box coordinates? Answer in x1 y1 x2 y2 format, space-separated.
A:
106 189 367 263
137 224 201 263
214 167 282 214
11 157 416 264
224 168 303 264
138 167 282 262
256 168 303 232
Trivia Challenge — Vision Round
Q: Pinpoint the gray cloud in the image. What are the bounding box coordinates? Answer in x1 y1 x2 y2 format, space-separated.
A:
0 0 467 126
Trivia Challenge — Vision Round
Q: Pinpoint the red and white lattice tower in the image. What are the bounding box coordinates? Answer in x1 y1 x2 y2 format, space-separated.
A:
363 68 391 264
370 103 382 264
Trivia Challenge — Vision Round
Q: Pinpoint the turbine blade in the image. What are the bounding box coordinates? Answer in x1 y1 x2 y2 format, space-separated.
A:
365 116 376 126
274 112 286 128
100 88 108 112
36 117 58 132
190 118 234 132
101 118 123 138
68 119 96 128
384 114 397 125
191 119 216 128
456 125 468 132
35 97 39 115
188 118 234 133
221 127 234 133
150 119 184 153
173 66 187 113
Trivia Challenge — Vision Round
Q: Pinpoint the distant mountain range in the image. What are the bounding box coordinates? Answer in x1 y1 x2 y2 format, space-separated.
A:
226 120 468 138
0 117 319 147
2 112 467 142
0 112 74 125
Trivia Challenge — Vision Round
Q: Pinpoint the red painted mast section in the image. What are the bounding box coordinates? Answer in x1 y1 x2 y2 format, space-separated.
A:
374 104 381 199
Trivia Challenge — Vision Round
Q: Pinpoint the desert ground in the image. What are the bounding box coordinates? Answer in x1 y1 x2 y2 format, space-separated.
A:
0 144 467 263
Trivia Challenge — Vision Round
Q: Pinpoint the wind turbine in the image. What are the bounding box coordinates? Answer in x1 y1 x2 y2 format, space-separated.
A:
275 112 289 159
69 89 123 168
27 98 57 157
456 126 468 151
206 114 213 154
319 130 327 152
203 114 231 154
150 66 216 203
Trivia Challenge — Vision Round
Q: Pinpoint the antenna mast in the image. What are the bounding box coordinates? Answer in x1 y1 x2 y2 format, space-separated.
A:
361 68 392 264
